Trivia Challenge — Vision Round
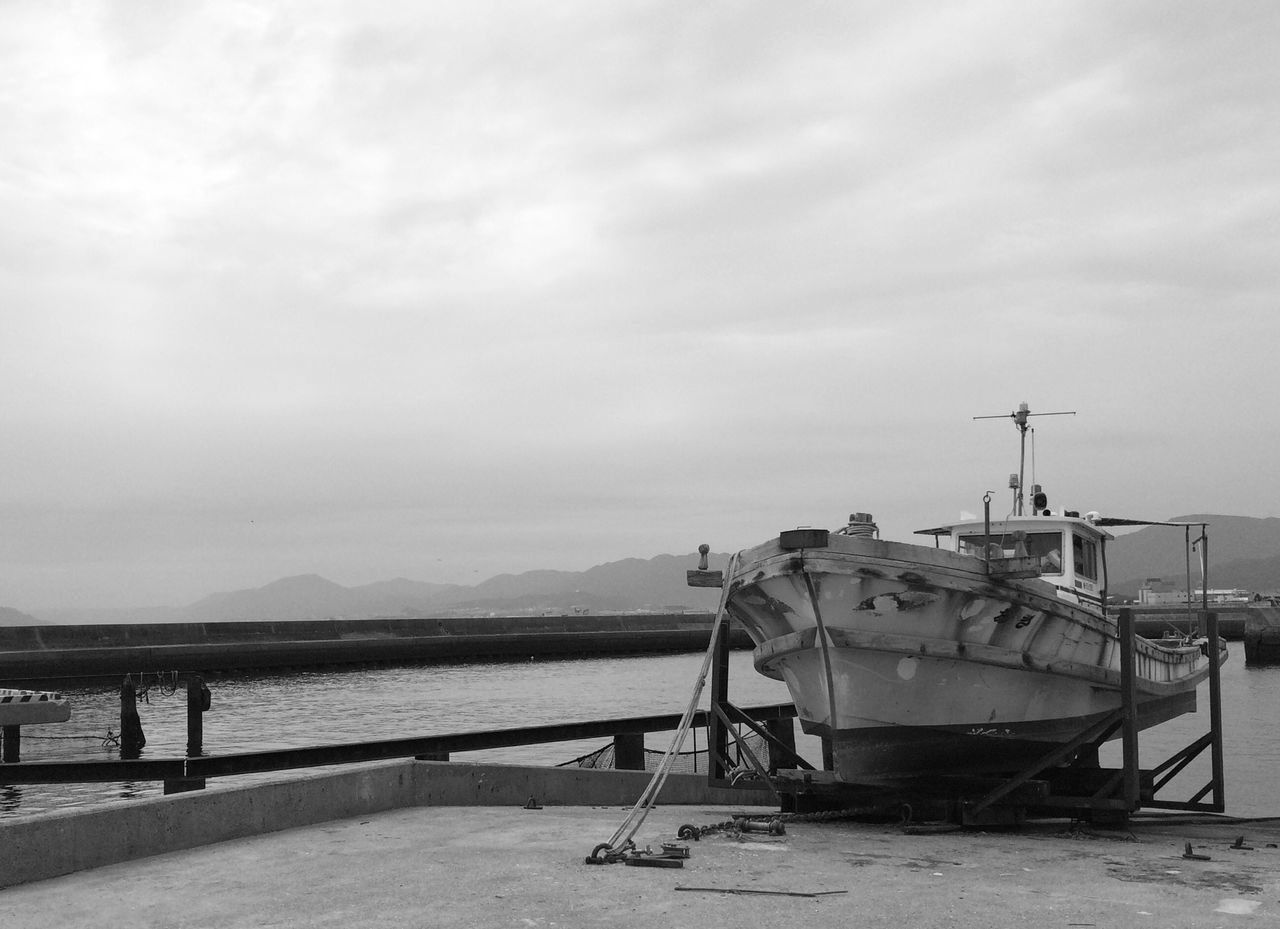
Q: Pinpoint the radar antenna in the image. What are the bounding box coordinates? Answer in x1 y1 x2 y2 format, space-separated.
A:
974 402 1076 515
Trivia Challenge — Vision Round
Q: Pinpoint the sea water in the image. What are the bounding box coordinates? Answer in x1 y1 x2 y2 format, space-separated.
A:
3 651 1278 819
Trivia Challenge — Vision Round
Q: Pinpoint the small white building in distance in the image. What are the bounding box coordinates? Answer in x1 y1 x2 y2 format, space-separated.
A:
1138 578 1253 606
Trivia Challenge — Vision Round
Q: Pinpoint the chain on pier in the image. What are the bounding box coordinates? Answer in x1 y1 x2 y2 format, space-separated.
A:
676 802 924 841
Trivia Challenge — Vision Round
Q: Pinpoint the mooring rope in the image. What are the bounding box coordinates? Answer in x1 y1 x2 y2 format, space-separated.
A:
590 552 740 861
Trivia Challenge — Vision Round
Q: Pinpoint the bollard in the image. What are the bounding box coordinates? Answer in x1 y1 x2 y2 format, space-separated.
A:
119 676 146 760
1 725 19 764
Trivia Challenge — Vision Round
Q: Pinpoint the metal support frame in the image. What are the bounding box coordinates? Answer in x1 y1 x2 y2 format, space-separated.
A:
1139 610 1225 813
706 618 812 789
966 608 1226 820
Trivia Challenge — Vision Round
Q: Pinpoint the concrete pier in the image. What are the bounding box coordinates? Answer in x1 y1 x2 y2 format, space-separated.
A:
0 760 774 889
1 760 1276 927
1243 607 1280 664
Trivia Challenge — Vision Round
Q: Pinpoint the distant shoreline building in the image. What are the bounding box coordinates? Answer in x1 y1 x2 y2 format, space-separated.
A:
1137 577 1252 606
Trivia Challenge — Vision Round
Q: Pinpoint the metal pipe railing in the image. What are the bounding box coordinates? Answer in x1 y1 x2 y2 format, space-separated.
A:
0 702 798 788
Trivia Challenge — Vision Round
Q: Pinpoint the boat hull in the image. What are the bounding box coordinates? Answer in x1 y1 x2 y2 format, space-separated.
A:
725 533 1218 783
827 695 1196 782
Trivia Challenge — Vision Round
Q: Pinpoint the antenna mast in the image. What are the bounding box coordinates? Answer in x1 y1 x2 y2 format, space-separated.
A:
974 402 1076 515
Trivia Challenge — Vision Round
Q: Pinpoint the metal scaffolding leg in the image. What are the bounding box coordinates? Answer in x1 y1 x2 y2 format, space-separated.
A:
706 619 810 789
969 608 1227 822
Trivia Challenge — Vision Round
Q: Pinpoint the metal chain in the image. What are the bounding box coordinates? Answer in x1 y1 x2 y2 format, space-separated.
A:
676 802 915 841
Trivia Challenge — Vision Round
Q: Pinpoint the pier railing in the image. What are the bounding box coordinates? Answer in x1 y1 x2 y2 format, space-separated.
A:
0 702 798 795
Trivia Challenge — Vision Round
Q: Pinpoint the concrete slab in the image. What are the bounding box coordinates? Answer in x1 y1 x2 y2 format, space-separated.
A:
2 804 1277 928
0 760 776 887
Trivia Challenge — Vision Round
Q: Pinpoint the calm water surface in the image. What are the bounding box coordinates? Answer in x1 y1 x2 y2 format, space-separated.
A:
4 651 1278 819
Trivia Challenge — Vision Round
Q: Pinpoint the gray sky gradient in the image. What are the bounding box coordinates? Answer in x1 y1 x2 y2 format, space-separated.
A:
3 1 1277 609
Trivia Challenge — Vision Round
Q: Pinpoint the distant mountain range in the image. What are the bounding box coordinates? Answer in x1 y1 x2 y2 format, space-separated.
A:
6 515 1278 626
16 553 731 625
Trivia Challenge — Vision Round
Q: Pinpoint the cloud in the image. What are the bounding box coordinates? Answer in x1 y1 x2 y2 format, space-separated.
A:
2 1 1279 608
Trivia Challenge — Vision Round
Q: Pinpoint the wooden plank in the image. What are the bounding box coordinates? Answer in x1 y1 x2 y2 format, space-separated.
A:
686 570 724 588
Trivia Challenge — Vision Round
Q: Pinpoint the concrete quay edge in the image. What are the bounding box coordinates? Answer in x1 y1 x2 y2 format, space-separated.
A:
0 759 775 889
3 796 1279 928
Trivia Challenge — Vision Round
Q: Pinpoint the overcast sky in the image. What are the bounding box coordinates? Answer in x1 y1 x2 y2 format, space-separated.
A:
2 1 1277 610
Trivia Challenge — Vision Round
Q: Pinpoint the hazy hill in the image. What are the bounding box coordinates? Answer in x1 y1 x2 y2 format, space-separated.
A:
10 517 1279 625
1104 514 1280 595
12 553 731 624
184 575 464 622
0 606 43 627
443 555 726 612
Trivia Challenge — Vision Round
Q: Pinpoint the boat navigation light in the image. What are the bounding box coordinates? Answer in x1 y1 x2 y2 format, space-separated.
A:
1008 472 1019 490
1013 401 1030 428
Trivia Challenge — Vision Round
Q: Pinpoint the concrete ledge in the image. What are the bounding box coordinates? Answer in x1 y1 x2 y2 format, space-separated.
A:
0 760 775 888
410 759 775 808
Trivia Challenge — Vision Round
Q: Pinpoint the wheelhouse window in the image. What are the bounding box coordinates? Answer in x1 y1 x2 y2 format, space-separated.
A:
958 531 1065 575
1072 534 1099 581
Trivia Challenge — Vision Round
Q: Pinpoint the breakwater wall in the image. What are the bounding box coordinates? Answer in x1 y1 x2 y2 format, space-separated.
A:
1243 607 1280 664
0 613 744 685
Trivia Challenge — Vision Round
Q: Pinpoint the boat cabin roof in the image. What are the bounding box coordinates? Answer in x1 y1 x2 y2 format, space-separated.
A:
914 513 1115 542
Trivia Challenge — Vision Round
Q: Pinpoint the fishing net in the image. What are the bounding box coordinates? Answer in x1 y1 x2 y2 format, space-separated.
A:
559 730 769 776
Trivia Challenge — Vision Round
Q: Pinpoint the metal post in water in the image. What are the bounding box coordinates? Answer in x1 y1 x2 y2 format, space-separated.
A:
186 675 206 758
1 725 19 763
119 676 146 760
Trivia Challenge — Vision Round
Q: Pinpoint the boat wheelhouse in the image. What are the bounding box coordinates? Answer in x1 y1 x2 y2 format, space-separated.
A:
915 511 1110 613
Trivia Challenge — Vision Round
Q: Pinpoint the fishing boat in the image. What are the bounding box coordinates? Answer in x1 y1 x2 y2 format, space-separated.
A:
713 403 1225 783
